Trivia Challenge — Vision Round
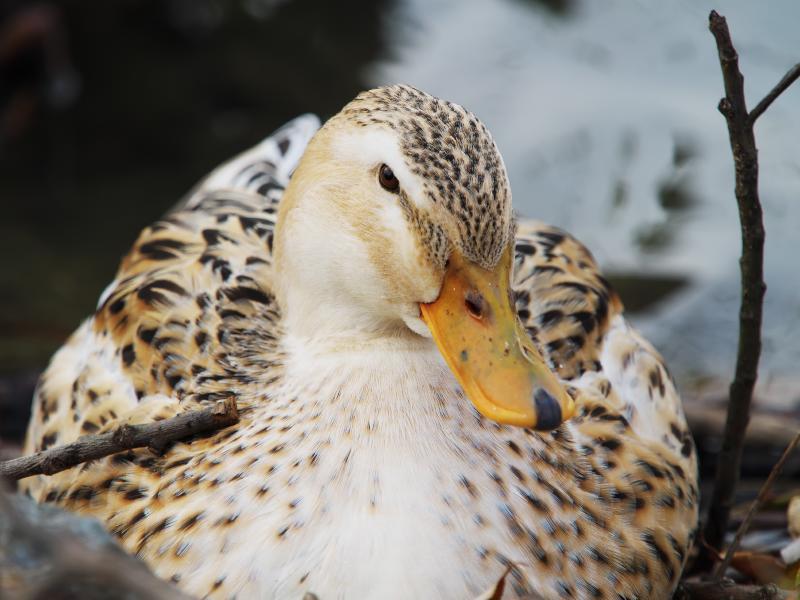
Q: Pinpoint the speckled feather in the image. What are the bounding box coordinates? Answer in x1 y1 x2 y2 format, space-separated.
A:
22 88 697 600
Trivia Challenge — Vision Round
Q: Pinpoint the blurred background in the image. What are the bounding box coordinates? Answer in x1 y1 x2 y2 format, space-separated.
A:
1 1 799 495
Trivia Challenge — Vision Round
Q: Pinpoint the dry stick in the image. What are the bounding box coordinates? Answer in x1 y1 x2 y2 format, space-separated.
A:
703 9 769 555
749 63 800 125
0 398 238 481
712 432 800 580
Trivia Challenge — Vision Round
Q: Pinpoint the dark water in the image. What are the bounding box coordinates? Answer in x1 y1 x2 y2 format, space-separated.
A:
1 0 799 440
0 0 393 377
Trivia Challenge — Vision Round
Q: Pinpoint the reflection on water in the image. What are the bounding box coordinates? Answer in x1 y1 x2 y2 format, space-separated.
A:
1 0 798 413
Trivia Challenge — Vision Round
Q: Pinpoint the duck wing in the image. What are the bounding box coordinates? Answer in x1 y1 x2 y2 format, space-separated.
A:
22 115 320 499
512 219 695 457
511 219 699 593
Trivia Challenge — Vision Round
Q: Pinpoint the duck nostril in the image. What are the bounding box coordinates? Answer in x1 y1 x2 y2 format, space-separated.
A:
464 290 485 319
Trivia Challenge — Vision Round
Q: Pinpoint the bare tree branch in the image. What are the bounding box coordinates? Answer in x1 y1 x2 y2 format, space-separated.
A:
713 432 800 579
0 398 238 481
749 63 800 125
703 9 770 556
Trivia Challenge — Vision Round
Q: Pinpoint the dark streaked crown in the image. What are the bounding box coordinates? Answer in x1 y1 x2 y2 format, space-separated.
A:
341 85 513 269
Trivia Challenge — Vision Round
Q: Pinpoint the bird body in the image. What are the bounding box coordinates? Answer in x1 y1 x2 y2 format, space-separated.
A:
22 86 698 599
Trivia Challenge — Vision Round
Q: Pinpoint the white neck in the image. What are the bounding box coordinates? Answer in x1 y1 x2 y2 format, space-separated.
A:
280 327 445 389
279 287 412 347
274 334 464 480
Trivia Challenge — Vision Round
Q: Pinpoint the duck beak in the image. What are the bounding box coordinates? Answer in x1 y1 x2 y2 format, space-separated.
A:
419 244 574 430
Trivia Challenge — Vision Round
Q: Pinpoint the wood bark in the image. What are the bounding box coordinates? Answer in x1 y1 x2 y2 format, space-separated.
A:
0 398 238 481
704 9 769 554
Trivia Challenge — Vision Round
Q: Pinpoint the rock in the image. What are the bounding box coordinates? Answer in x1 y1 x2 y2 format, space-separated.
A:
0 489 188 599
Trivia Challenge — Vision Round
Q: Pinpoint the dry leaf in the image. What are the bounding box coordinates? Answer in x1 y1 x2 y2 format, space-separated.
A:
788 496 800 539
731 551 799 590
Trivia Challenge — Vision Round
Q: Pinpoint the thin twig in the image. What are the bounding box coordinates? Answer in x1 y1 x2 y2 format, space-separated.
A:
749 63 800 125
0 398 239 481
703 9 770 556
712 432 800 580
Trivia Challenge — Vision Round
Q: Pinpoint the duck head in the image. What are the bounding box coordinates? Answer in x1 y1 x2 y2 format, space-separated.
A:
274 85 573 430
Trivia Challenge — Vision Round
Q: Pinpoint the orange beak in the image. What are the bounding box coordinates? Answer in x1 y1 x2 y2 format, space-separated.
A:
419 244 574 430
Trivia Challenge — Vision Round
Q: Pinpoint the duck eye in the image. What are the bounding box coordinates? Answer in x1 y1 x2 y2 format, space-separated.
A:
378 164 400 193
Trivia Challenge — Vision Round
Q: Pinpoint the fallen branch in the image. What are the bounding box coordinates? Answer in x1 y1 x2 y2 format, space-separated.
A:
703 9 800 556
675 580 790 600
0 398 238 481
685 402 800 449
713 432 800 580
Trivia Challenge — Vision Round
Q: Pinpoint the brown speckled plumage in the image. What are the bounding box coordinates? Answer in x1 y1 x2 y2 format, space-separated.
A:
22 87 698 599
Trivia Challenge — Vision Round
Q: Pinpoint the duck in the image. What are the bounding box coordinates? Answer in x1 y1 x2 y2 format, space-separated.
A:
21 85 699 599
